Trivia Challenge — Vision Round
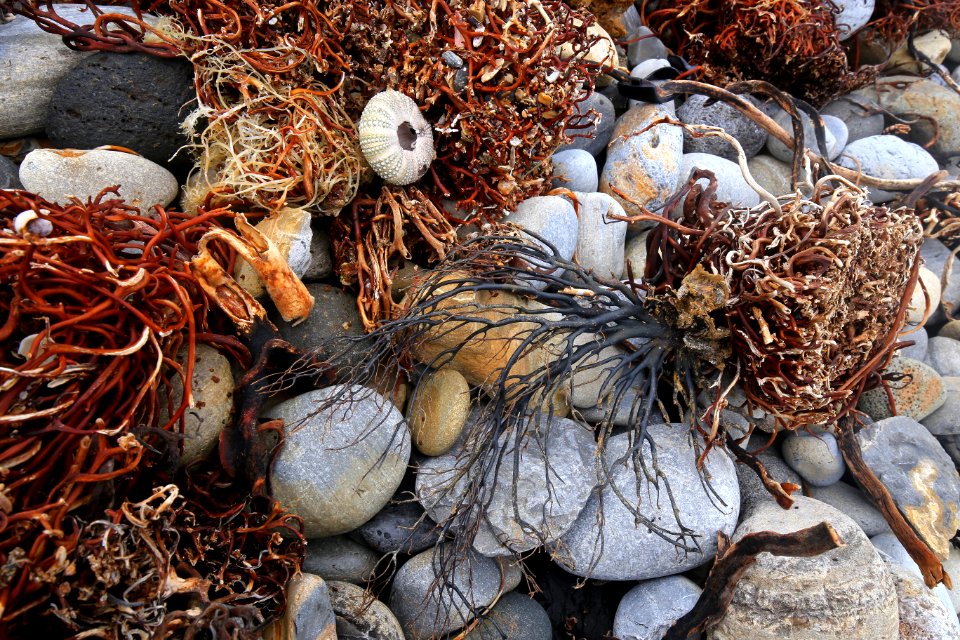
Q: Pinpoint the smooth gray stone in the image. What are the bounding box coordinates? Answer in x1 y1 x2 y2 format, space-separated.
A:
463 592 552 640
613 576 702 640
277 573 338 640
165 343 234 466
557 92 616 156
922 376 960 436
550 149 598 193
858 416 960 560
678 94 768 161
274 284 363 361
821 88 885 143
709 497 898 640
822 115 848 155
677 153 761 208
327 580 405 640
304 535 380 584
550 424 739 580
836 135 939 203
921 237 960 322
898 326 929 361
568 191 627 280
504 195 577 261
925 335 960 376
833 0 875 40
389 547 502 639
746 155 797 198
766 109 839 162
781 431 846 487
303 226 333 281
0 155 21 189
356 499 440 555
809 481 890 537
626 26 669 68
736 447 802 516
265 385 411 537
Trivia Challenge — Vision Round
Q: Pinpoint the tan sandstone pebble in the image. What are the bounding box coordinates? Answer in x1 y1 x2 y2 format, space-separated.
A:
940 319 960 341
407 368 471 456
857 356 946 422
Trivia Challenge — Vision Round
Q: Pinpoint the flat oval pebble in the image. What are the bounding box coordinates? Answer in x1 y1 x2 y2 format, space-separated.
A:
821 87 885 143
557 92 616 157
265 385 411 537
924 335 960 376
766 109 839 163
613 576 702 640
19 148 178 209
600 104 683 226
833 0 876 40
303 535 380 584
550 424 739 580
857 357 946 421
504 195 578 266
781 431 846 487
921 376 960 436
677 153 762 208
464 591 552 640
569 191 628 280
264 573 337 640
327 581 405 640
357 498 440 554
407 368 471 457
876 77 960 155
678 94 768 161
746 154 796 197
550 149 598 192
836 135 939 203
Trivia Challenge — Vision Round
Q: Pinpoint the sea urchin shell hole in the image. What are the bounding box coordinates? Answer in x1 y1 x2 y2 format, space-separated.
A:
359 90 435 186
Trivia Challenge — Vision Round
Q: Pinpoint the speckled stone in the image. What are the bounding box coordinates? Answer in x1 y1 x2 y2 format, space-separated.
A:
464 592 553 640
265 385 411 537
407 368 471 457
326 581 405 640
708 497 898 640
273 284 363 360
165 343 234 466
886 561 960 640
557 92 616 156
858 416 960 560
809 481 890 537
600 104 683 226
857 357 946 421
264 573 337 640
302 225 333 282
678 153 761 208
0 156 22 190
876 77 960 155
234 208 312 299
19 147 178 209
922 377 960 436
389 548 503 639
357 498 440 555
550 425 739 580
924 336 960 376
678 94 768 161
550 149 598 193
781 431 846 487
303 536 380 584
613 576 702 640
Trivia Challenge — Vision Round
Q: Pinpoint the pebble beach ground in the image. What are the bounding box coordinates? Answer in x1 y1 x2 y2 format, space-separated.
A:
5 1 960 639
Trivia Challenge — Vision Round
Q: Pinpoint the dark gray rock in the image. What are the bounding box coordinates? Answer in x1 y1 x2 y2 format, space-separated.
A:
46 52 194 167
937 432 960 467
858 416 960 561
924 335 960 376
304 535 380 584
709 497 898 640
389 547 503 639
922 377 960 436
557 92 616 156
822 88 885 142
809 481 890 537
327 580 405 640
303 225 333 282
549 424 739 580
678 94 768 161
898 326 929 361
613 576 702 640
265 385 411 537
357 498 440 555
274 284 363 359
736 445 802 515
0 156 21 189
463 592 552 640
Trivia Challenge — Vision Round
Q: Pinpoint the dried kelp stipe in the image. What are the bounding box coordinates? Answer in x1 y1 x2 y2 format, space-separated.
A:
640 0 876 105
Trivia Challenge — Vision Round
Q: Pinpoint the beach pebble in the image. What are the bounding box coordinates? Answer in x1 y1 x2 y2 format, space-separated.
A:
464 592 552 640
921 237 960 321
626 26 669 68
265 385 411 537
907 265 942 325
165 343 234 467
601 104 683 226
943 546 960 611
835 135 939 203
326 581 405 640
941 319 960 340
898 326 929 361
885 561 960 640
550 425 739 580
858 415 960 561
303 536 380 584
709 497 898 640
19 147 178 209
809 481 890 537
833 0 876 40
557 91 616 156
389 548 503 639
274 284 363 360
876 77 960 155
886 29 952 73
417 414 595 556
677 153 761 208
234 208 312 299
923 335 960 376
264 573 337 640
46 52 194 166
357 498 439 555
921 377 960 436
569 191 628 279
550 149 598 193
766 109 840 162
567 334 628 409
872 533 959 618
821 88 885 143
746 154 796 197
677 94 768 161
407 368 471 457
0 155 22 190
623 230 649 277
781 431 846 487
302 225 333 281
823 115 848 154
628 59 675 112
504 195 578 266
857 356 946 421
612 576 702 640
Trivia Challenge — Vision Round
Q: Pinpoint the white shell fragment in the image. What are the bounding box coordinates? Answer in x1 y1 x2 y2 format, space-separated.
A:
358 90 435 185
13 210 53 237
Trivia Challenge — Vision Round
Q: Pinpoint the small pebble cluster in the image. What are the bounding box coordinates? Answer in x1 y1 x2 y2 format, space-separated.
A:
5 1 960 639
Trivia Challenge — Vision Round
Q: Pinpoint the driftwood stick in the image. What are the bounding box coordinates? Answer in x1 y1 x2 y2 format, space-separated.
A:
836 420 951 589
664 522 844 639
